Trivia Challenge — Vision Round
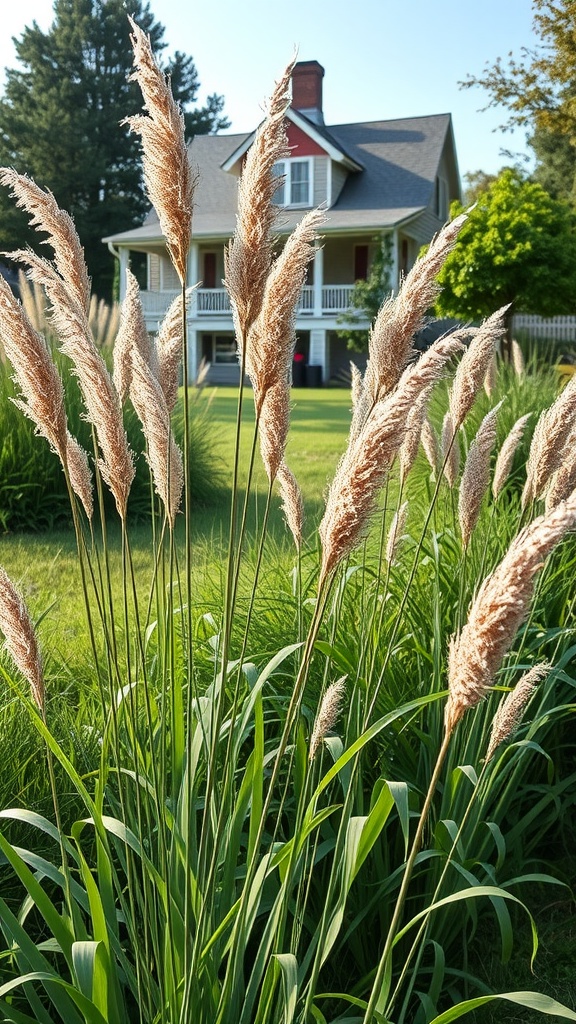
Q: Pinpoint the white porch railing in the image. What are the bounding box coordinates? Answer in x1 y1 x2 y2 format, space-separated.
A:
197 288 231 313
322 285 355 313
139 284 357 320
139 290 178 318
298 286 314 313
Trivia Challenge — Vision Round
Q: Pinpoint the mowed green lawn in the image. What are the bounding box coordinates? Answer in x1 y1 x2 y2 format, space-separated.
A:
0 386 353 667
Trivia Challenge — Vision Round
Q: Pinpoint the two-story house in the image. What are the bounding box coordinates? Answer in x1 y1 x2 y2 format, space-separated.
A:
104 60 461 384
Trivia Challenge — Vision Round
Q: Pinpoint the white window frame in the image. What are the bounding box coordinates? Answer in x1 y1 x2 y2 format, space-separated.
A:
435 176 449 221
273 158 313 208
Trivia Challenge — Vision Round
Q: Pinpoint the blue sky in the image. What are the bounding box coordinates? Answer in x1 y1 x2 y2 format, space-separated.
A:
3 0 538 181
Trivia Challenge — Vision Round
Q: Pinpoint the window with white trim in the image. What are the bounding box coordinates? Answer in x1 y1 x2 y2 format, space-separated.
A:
273 159 313 207
434 176 449 221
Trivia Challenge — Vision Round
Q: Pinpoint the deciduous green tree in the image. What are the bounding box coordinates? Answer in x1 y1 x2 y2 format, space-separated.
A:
463 0 576 140
432 169 576 351
0 0 228 299
462 1 576 205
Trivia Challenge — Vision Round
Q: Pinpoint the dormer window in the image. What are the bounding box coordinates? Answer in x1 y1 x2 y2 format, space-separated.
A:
273 158 313 207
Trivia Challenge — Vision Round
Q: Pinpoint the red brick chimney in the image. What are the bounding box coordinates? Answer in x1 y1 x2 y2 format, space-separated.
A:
291 61 325 126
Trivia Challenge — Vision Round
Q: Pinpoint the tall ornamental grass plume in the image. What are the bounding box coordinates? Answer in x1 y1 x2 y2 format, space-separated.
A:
225 60 294 345
319 335 462 585
354 213 467 436
0 567 44 711
458 401 502 548
124 16 194 284
485 662 551 763
0 171 134 520
2 25 576 1024
523 371 576 506
446 494 576 735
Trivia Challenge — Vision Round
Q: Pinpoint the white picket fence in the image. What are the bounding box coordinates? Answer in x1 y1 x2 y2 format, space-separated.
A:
512 314 576 342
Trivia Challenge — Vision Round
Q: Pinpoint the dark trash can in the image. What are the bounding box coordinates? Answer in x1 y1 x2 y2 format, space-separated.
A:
292 361 306 387
305 364 322 388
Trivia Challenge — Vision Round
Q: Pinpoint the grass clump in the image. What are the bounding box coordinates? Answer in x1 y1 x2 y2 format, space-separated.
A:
0 23 575 1024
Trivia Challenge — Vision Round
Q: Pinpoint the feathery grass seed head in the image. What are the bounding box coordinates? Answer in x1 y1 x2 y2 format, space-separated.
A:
386 501 409 565
0 568 44 710
224 60 293 343
458 402 502 549
320 337 462 584
523 373 576 507
492 413 531 499
441 412 460 488
485 663 550 762
446 496 576 734
449 307 507 430
309 677 347 761
125 18 194 284
277 462 304 549
0 169 90 315
362 214 467 412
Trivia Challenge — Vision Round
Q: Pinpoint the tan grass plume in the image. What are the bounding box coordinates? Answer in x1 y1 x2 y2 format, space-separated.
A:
0 567 44 710
249 210 323 481
399 388 433 486
309 677 347 761
277 462 304 549
445 494 576 735
441 411 460 488
2 173 134 519
448 308 507 430
357 214 467 427
483 353 498 398
247 209 323 417
113 268 158 403
485 663 550 763
0 170 90 316
224 60 293 345
492 412 531 500
523 373 576 507
545 432 576 511
0 276 93 519
156 288 194 413
458 402 502 549
385 501 409 565
512 338 525 377
319 336 462 585
129 340 183 528
125 18 194 284
421 417 440 474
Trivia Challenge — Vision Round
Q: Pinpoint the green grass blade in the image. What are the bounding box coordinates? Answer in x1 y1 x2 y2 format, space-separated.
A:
428 991 576 1023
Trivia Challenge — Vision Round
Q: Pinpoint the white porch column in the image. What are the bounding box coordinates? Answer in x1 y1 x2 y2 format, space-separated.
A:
390 229 399 293
313 244 324 316
188 329 199 380
309 328 328 383
189 242 199 316
119 248 129 301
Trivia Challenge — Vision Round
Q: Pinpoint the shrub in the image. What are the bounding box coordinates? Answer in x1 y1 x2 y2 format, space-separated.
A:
0 344 221 532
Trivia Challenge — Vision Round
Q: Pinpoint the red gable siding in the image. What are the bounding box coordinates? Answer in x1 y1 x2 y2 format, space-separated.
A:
286 120 326 157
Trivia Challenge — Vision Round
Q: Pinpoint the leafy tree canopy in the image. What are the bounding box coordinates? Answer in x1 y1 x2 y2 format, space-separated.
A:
0 0 229 299
462 0 576 141
432 168 576 337
462 2 576 204
336 235 393 351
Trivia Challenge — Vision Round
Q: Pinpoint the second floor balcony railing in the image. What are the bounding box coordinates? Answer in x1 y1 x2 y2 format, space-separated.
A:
139 284 357 321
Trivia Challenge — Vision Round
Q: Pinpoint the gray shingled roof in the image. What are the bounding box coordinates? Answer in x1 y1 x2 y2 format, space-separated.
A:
104 112 454 244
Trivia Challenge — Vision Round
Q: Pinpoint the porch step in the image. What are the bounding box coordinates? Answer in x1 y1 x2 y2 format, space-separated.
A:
205 364 241 386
